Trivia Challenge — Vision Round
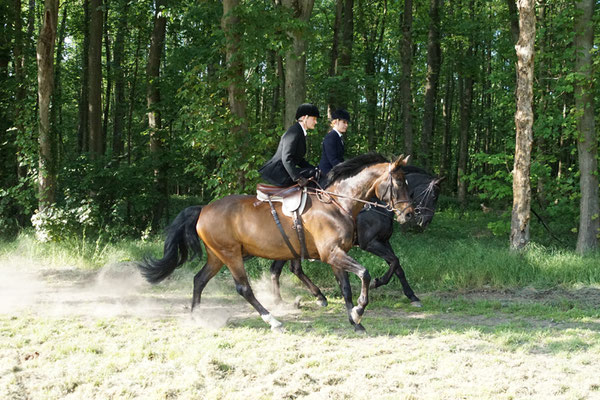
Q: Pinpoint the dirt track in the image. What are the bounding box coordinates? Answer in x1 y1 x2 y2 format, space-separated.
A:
2 261 600 400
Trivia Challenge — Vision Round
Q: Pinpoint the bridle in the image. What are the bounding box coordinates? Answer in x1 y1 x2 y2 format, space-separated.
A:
363 172 439 220
412 178 439 218
376 164 413 219
310 163 413 218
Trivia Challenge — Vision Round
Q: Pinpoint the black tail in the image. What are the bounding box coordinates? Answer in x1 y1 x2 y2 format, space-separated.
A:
137 206 203 284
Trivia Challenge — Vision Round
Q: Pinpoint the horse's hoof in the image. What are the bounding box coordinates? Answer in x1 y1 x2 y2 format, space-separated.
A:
351 306 363 325
316 297 328 307
273 297 284 305
354 324 367 334
294 296 302 309
410 300 423 308
262 313 283 330
271 324 285 333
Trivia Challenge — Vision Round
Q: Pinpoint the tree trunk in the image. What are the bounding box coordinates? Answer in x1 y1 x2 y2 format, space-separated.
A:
457 60 473 206
327 0 342 116
420 0 442 171
510 0 535 251
361 0 387 151
326 0 353 114
13 0 27 180
338 0 353 110
400 0 413 156
506 0 520 45
51 3 67 161
441 69 454 184
364 46 377 151
88 0 103 158
102 2 111 155
222 0 249 188
268 49 284 129
574 0 598 254
112 0 128 159
78 0 89 153
282 0 315 127
127 30 142 165
36 0 59 210
147 0 168 229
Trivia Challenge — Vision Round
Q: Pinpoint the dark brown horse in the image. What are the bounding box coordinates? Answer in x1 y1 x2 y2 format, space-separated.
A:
269 165 442 308
137 153 414 332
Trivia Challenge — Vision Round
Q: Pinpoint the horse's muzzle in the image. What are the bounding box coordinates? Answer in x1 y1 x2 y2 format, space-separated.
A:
395 206 414 224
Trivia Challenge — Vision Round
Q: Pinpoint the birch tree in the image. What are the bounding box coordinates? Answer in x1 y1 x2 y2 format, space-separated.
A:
510 0 535 250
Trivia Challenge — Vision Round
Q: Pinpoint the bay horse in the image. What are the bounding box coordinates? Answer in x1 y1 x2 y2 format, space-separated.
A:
137 153 414 332
269 165 442 308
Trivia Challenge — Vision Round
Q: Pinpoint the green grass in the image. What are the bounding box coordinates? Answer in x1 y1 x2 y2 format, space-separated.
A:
300 210 600 292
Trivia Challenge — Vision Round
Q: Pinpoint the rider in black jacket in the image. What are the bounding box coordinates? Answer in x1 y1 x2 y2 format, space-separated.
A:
319 109 350 177
259 103 320 187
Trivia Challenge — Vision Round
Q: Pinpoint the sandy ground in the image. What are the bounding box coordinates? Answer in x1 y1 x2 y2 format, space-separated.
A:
1 258 600 400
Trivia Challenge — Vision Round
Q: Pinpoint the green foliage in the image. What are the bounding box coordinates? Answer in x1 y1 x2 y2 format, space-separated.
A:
0 0 597 249
465 152 514 202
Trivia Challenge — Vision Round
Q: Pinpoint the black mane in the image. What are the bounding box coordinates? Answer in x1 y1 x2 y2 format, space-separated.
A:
324 153 388 188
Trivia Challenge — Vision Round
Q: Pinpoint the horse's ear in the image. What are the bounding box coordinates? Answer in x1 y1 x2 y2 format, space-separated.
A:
393 154 410 169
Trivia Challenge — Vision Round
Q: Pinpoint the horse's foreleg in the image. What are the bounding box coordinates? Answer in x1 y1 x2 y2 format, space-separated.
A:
377 241 421 305
362 239 397 289
289 259 328 307
269 260 286 303
326 250 371 327
365 240 421 305
332 268 365 332
393 261 421 306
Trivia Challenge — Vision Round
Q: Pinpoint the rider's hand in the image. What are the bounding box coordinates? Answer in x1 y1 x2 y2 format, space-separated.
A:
314 168 321 181
296 176 309 187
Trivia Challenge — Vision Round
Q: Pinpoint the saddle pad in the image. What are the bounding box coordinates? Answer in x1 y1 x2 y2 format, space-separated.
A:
257 189 307 217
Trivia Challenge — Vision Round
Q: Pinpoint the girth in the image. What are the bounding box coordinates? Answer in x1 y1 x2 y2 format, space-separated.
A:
256 183 309 260
265 197 309 260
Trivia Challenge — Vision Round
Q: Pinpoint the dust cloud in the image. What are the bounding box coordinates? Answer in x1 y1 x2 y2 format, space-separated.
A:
0 256 303 329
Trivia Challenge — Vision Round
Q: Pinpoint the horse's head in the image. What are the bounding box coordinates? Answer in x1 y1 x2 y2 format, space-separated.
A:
375 155 415 224
407 173 443 228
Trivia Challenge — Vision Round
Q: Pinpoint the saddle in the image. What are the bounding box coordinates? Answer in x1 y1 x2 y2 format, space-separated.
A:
256 183 309 260
256 183 307 217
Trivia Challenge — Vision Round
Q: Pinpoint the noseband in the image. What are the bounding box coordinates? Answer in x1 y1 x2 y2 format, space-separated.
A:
412 179 438 217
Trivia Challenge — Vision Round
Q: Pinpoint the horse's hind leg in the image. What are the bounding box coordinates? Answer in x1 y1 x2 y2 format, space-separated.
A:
269 260 286 303
217 250 282 331
364 240 421 305
191 250 223 311
288 259 328 307
233 272 283 331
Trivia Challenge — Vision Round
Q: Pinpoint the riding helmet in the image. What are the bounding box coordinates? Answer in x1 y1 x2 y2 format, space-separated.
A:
331 109 351 122
295 103 320 120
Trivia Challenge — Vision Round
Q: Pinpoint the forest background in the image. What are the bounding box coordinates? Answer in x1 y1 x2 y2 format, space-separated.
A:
0 0 598 254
